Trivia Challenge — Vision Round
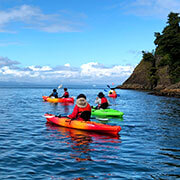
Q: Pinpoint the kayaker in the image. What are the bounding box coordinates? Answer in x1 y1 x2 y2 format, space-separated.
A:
61 88 69 98
49 89 58 98
67 94 91 121
109 89 116 95
95 92 109 109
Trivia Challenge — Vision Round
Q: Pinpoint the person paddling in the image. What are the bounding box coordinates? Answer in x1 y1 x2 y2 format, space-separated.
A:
95 92 109 109
61 88 69 98
49 89 58 98
67 94 91 121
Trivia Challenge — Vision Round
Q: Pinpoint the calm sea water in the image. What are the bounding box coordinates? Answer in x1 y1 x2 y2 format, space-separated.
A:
0 86 180 179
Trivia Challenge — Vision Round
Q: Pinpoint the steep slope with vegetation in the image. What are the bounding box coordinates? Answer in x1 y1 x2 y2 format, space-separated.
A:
118 12 180 97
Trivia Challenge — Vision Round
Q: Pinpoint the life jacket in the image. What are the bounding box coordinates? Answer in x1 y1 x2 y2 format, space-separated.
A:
64 91 69 98
78 103 91 121
52 92 58 98
98 97 108 109
101 97 108 104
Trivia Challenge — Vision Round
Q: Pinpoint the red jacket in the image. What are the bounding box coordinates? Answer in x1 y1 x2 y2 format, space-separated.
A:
63 91 69 98
68 103 91 120
101 97 108 104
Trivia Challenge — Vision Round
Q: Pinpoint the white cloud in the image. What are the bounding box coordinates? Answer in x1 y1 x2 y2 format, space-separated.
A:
1 66 30 77
28 65 52 71
0 5 85 33
80 62 133 78
114 0 180 18
64 63 70 67
0 56 20 67
45 70 79 78
0 57 134 84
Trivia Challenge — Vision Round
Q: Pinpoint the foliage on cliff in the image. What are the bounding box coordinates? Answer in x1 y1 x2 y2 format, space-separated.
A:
154 12 180 83
120 12 180 94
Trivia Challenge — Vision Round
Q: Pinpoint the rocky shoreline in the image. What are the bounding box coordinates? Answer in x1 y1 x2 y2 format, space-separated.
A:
116 83 180 98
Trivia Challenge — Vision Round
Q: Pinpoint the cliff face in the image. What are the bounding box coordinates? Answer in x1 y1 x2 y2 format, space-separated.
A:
117 12 180 98
155 65 171 90
120 60 153 90
117 59 180 97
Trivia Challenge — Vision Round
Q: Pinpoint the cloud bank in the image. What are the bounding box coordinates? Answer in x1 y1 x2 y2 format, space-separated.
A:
0 56 134 85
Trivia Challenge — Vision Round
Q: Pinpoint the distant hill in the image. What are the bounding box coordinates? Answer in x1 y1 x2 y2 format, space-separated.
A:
0 81 106 89
0 81 54 87
0 81 36 87
117 12 180 98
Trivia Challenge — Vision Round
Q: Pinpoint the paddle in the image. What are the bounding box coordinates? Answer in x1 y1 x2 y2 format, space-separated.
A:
91 116 109 121
57 84 63 89
107 85 116 90
46 84 63 98
43 115 55 118
43 114 108 121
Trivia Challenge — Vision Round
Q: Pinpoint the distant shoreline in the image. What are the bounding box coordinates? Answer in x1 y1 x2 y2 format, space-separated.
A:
116 85 180 98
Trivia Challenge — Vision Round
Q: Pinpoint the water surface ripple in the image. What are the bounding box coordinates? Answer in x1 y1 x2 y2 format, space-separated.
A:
0 87 179 179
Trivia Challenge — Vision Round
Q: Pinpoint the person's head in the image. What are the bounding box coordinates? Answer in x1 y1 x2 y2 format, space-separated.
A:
53 89 57 92
77 94 86 100
64 88 67 91
98 92 104 98
76 94 87 108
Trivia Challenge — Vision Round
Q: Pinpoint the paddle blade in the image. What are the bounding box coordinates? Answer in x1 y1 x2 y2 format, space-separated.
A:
107 85 111 89
96 117 109 121
58 84 63 89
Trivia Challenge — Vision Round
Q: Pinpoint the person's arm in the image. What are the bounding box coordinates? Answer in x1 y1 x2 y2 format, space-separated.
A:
107 99 110 105
95 97 101 104
49 93 53 97
60 92 65 98
68 105 79 119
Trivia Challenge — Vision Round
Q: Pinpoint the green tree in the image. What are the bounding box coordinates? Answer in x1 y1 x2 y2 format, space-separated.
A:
154 12 180 83
142 51 155 64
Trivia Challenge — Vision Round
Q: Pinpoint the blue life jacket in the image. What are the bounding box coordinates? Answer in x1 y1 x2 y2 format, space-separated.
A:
52 92 58 98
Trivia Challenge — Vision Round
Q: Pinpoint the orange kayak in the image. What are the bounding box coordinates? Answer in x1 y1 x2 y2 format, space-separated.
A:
44 113 121 135
42 96 74 103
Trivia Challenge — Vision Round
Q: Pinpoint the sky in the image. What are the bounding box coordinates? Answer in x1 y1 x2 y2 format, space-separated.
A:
0 0 179 85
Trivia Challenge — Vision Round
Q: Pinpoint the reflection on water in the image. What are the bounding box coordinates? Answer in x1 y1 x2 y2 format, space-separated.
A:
94 116 124 124
46 123 120 163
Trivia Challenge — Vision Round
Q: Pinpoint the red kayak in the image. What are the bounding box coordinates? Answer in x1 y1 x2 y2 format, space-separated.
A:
108 93 117 98
42 96 74 103
44 113 121 135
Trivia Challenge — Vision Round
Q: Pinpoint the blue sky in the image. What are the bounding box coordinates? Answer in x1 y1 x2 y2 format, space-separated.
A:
0 0 179 85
